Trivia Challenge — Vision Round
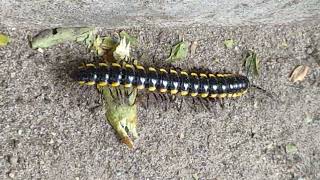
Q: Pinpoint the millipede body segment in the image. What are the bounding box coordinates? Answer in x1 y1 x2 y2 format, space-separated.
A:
71 63 250 99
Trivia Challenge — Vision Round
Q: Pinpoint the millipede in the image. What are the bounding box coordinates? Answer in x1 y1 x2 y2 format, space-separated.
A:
71 62 250 100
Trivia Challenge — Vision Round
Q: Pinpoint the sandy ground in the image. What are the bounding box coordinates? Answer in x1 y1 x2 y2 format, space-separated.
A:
0 23 320 179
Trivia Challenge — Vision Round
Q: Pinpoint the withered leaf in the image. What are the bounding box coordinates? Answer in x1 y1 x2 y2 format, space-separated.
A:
243 50 260 77
119 31 138 46
289 65 309 83
101 87 138 148
190 41 198 56
167 41 188 62
30 27 96 49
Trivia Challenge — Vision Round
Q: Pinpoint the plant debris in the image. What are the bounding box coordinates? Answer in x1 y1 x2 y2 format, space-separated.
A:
190 41 198 56
285 143 297 154
101 87 138 148
113 37 131 61
30 27 96 49
280 39 288 48
120 31 138 46
243 50 260 77
224 39 235 49
289 65 309 83
0 33 10 47
167 41 188 62
31 28 139 148
100 35 138 148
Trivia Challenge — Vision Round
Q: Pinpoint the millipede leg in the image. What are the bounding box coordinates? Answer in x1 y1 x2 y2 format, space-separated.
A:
218 98 225 109
169 94 177 103
146 93 150 110
202 98 212 112
152 93 160 109
108 88 116 100
159 94 169 112
115 88 120 101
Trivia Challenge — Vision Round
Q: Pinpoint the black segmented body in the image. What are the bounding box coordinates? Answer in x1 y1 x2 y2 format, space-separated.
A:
71 63 250 98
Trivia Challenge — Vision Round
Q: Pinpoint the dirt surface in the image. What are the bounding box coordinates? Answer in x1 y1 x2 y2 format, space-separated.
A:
1 23 320 179
2 0 320 28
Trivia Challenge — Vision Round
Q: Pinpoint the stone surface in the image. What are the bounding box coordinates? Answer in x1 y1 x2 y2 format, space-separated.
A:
1 0 320 28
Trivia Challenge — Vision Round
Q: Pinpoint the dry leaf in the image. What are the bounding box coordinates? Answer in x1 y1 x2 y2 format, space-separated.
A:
113 37 131 61
102 87 138 149
289 65 309 83
30 27 96 49
167 41 188 62
119 31 138 46
243 50 260 77
190 41 198 56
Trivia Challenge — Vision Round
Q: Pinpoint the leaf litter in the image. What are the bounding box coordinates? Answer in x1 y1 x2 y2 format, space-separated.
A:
167 41 188 62
30 27 139 148
243 50 260 77
289 65 310 83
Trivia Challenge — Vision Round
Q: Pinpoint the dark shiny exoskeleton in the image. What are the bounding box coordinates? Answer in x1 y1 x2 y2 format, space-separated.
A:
71 63 250 98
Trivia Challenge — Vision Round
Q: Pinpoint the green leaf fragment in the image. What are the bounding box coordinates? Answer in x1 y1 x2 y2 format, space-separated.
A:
101 87 138 148
244 50 260 77
30 27 96 49
91 35 104 56
0 33 10 47
224 39 234 48
192 174 199 180
285 143 297 153
167 41 188 62
119 31 138 46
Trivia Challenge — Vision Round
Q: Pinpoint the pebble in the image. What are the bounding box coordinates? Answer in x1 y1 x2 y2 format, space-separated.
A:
8 171 15 178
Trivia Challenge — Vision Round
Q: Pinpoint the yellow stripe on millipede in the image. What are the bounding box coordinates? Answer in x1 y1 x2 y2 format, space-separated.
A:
160 88 167 93
137 85 145 90
148 87 156 91
98 63 108 67
86 64 95 67
201 93 209 98
200 73 207 78
125 64 134 69
149 67 156 71
136 65 145 70
98 82 107 86
210 94 218 98
171 89 178 94
159 69 167 73
170 69 177 74
219 93 227 98
86 81 95 86
111 82 120 87
124 83 132 88
191 92 198 97
181 71 188 76
181 91 188 96
111 63 121 67
191 72 198 77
